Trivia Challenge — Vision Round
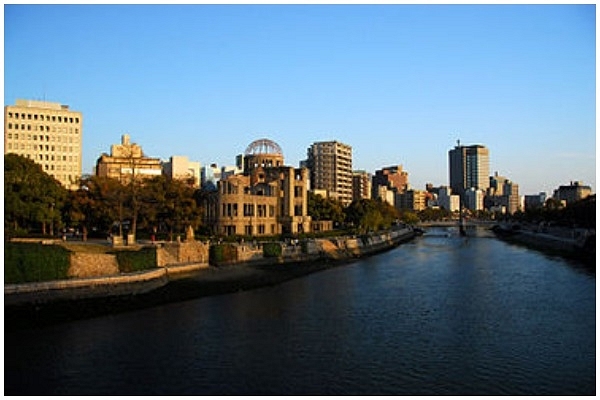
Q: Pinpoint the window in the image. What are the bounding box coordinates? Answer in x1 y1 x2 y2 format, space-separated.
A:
27 114 31 120
58 116 62 122
34 115 38 120
245 225 253 236
75 118 79 123
8 112 12 118
8 124 12 129
52 116 56 122
258 225 265 234
243 203 254 217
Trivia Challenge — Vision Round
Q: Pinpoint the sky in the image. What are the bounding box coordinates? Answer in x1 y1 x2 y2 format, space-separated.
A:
4 4 596 195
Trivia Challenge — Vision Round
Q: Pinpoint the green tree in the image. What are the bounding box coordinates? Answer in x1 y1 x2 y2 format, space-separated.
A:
4 154 67 237
64 176 126 239
307 192 345 226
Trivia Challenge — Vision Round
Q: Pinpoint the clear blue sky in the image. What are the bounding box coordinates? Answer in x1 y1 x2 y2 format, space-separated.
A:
4 4 596 195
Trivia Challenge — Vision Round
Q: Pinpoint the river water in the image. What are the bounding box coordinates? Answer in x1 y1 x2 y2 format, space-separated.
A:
5 227 596 395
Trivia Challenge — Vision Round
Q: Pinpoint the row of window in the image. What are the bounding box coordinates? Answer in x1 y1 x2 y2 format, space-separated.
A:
222 224 277 236
6 143 76 154
7 123 79 134
7 150 77 162
7 133 78 143
7 111 80 124
9 152 78 166
222 203 275 218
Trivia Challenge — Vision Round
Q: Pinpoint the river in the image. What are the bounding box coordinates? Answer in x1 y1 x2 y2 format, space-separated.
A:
4 227 595 395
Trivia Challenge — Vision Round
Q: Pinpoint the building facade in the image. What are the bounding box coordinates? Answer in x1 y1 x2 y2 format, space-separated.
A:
4 99 83 189
212 139 312 237
163 156 201 187
352 170 372 201
395 189 427 211
449 142 490 199
372 165 409 199
305 140 353 205
95 134 162 183
486 172 520 214
437 186 460 212
553 181 592 205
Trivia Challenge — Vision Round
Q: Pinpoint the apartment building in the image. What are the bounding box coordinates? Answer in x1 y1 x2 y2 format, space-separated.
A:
372 165 409 199
4 99 82 189
352 170 372 201
305 140 353 206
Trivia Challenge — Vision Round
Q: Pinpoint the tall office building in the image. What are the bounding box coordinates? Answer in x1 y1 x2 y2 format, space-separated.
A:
448 142 490 198
4 99 83 189
305 140 353 206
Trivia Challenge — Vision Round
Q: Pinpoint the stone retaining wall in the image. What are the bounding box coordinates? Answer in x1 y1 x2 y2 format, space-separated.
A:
69 253 120 278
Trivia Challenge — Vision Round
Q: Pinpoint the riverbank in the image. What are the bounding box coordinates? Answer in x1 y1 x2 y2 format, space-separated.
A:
5 228 416 330
491 222 595 266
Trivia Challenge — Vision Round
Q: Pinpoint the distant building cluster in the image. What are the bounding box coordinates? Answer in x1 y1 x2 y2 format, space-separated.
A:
4 98 595 236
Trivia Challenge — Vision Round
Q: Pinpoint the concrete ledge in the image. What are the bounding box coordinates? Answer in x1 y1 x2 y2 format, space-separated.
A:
5 268 169 306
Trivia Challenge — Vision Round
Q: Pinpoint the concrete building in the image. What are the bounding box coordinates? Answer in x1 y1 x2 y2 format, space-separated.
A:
449 142 490 198
212 139 312 237
437 186 460 212
163 155 201 187
524 192 547 210
372 165 409 199
396 189 427 211
352 170 372 201
95 134 162 184
305 140 353 205
464 188 485 211
486 172 520 214
4 99 83 189
553 181 592 205
375 185 396 206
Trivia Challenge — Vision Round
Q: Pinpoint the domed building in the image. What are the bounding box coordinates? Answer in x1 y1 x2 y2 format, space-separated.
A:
212 138 312 237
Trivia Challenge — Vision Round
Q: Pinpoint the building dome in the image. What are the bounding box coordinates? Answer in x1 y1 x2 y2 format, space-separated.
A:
245 138 283 156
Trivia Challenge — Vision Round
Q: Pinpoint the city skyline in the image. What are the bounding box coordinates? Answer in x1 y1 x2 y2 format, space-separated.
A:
4 4 595 195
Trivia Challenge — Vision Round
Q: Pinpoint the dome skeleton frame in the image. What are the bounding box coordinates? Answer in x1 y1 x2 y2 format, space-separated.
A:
245 138 283 156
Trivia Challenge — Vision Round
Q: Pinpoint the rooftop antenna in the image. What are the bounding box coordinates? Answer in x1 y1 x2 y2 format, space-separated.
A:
457 139 461 147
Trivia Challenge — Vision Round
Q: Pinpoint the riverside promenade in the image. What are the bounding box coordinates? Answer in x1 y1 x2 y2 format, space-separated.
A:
5 228 417 329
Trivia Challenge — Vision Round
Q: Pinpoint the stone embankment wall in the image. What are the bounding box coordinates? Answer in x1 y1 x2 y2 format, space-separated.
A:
5 268 169 306
5 240 211 306
219 227 415 266
5 229 415 306
156 241 209 267
69 253 120 278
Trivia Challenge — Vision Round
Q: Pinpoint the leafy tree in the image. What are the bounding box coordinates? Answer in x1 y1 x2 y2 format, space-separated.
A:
307 192 345 226
63 176 125 239
138 175 203 240
4 154 67 236
345 198 399 233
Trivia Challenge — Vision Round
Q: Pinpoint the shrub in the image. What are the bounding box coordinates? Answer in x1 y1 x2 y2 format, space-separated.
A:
113 247 157 273
262 242 282 258
209 244 238 265
4 242 70 283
